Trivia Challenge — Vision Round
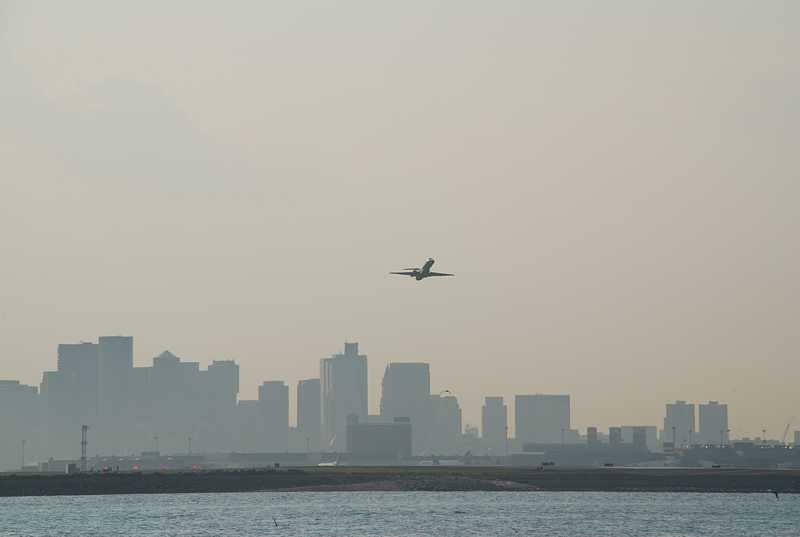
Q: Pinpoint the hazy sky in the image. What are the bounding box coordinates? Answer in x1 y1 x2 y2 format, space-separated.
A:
1 1 798 438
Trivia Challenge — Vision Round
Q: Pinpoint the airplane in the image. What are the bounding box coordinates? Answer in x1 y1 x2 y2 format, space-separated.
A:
390 258 454 281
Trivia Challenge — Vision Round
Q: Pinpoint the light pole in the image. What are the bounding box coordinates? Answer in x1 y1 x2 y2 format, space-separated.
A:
188 436 192 455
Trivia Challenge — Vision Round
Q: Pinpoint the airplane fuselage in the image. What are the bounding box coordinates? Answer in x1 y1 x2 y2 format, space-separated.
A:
390 258 453 281
417 259 435 280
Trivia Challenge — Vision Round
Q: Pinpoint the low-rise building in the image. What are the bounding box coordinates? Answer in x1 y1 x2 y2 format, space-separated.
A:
345 414 412 459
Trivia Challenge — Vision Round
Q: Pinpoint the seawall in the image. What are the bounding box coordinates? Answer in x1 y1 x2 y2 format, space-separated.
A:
2 467 799 497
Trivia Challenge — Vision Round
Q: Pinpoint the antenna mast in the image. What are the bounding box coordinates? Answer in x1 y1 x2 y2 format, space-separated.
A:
80 425 89 472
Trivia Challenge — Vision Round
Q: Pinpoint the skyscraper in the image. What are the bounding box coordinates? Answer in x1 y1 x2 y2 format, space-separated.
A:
39 370 73 459
206 360 240 407
37 342 101 461
57 342 99 378
430 393 462 454
514 394 570 444
258 381 289 452
0 380 39 471
321 342 368 451
699 401 728 445
297 378 321 452
147 350 203 455
380 363 431 454
481 396 507 456
97 336 134 455
663 400 695 448
57 342 99 437
202 360 240 452
236 399 265 452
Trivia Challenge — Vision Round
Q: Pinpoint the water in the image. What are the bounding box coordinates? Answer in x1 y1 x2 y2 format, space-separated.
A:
0 492 797 536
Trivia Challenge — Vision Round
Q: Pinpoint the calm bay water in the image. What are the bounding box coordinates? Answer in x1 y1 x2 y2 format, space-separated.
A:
1 491 797 536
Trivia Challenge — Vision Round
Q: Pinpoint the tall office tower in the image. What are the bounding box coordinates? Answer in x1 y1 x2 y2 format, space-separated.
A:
429 393 462 454
380 363 431 454
698 401 729 445
481 396 508 456
126 363 150 452
58 341 99 378
795 431 800 447
514 394 570 444
97 336 134 455
0 380 39 471
203 360 240 451
39 341 101 461
38 342 98 460
321 342 368 451
207 360 240 406
609 427 622 446
236 400 265 452
586 427 599 446
146 351 204 455
258 381 289 452
663 400 695 448
40 369 74 459
57 342 99 433
297 378 321 452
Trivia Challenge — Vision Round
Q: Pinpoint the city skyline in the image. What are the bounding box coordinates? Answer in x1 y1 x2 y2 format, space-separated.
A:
2 333 789 442
3 333 798 475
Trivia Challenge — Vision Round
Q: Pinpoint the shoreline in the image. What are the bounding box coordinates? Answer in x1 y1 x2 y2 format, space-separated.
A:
2 467 799 497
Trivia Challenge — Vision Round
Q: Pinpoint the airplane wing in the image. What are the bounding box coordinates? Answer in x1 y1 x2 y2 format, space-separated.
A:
427 272 454 277
390 271 417 276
